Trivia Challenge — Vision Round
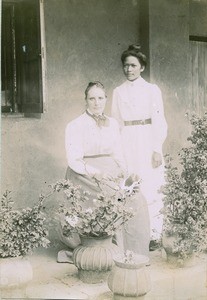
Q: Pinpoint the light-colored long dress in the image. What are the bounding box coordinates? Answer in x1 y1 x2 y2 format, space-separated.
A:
112 77 168 239
63 110 150 256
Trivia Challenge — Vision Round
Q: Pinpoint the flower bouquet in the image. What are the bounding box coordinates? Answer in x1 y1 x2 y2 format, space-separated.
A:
47 175 140 283
50 175 140 239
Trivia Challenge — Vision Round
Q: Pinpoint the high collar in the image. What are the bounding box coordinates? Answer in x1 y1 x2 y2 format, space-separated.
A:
85 109 109 127
126 76 144 87
86 109 103 117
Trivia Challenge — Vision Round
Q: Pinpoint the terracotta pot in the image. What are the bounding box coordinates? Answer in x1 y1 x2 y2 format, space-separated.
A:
107 254 151 299
72 235 120 283
0 256 33 289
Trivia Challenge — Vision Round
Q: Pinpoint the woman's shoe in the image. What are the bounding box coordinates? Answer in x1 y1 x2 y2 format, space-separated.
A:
57 250 74 263
149 239 161 251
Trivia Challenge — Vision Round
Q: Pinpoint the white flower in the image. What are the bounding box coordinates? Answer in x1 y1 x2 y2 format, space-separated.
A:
85 208 93 214
125 250 134 256
121 180 140 195
65 215 79 227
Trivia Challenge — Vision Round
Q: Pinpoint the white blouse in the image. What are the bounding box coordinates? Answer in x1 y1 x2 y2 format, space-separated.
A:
111 77 167 153
65 111 126 176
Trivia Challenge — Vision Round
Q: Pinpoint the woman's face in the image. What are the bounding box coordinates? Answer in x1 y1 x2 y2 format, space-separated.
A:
86 86 107 115
123 56 144 81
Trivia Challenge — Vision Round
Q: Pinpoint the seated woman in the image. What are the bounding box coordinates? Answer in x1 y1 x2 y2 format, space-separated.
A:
59 81 150 260
65 81 126 200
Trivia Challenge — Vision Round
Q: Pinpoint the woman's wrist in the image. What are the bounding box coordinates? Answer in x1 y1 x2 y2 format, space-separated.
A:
93 173 102 181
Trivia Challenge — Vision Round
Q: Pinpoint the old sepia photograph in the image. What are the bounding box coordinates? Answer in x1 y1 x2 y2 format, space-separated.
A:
1 0 207 299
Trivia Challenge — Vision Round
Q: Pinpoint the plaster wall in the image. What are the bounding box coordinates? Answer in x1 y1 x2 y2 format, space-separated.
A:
1 0 140 208
1 0 206 211
149 0 207 159
149 0 191 158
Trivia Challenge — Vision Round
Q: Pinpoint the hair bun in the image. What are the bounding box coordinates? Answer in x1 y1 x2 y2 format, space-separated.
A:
121 44 147 67
128 44 141 52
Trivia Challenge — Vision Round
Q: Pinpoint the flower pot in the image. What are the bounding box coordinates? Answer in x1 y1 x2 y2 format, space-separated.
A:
0 257 33 289
162 232 181 265
107 254 151 299
162 232 177 255
72 235 120 283
162 233 194 267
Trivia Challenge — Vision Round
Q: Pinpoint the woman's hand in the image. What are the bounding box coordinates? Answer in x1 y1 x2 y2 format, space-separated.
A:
93 173 113 182
152 151 162 168
125 174 140 186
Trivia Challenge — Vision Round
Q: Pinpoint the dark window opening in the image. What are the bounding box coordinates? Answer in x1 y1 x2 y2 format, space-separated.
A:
189 35 207 42
1 0 43 115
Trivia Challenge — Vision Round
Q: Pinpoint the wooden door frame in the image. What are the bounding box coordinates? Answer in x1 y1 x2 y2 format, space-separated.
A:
189 35 207 115
40 0 47 113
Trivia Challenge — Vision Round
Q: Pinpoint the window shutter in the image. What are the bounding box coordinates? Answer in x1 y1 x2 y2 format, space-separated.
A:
16 0 43 113
189 38 207 115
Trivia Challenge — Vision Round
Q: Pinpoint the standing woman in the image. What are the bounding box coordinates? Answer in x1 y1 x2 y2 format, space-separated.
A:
111 45 168 244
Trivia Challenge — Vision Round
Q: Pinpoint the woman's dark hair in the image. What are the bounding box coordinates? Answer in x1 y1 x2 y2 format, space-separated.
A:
121 44 147 68
85 81 106 99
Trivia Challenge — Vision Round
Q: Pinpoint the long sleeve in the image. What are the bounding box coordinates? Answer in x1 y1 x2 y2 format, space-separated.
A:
151 85 168 153
110 118 127 175
111 88 124 129
65 121 101 176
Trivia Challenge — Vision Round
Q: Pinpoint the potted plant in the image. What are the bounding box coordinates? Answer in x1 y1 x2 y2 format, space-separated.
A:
0 190 50 288
48 177 139 283
107 250 151 299
161 113 207 266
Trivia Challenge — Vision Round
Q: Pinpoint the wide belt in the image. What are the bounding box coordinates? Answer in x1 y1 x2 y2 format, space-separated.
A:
124 118 151 126
84 154 111 159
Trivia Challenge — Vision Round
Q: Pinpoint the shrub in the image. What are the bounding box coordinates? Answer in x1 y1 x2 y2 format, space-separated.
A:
0 190 50 258
162 113 207 259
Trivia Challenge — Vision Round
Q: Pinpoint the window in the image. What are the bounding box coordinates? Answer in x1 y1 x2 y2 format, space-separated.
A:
189 36 207 115
1 0 44 115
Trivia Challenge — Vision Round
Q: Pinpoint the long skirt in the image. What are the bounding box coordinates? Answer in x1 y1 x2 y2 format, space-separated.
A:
121 192 150 256
61 156 150 256
121 125 165 239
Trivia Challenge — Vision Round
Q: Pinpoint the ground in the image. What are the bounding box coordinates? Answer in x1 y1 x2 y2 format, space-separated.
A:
1 245 207 300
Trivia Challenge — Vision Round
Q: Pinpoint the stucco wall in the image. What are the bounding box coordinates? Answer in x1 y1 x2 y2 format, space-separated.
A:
149 0 191 158
148 0 207 159
1 0 206 212
1 0 140 208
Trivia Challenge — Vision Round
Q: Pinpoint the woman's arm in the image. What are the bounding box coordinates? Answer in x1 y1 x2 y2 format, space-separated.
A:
111 118 128 176
151 85 168 154
111 88 124 129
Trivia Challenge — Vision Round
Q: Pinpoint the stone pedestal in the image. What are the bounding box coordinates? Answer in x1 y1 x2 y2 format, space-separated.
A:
0 257 33 289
